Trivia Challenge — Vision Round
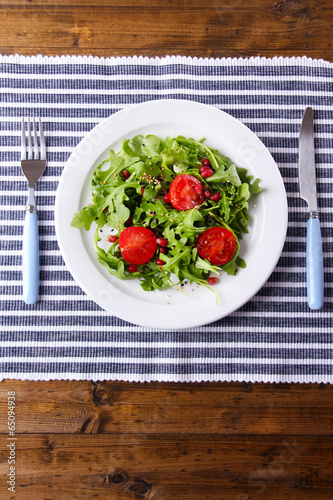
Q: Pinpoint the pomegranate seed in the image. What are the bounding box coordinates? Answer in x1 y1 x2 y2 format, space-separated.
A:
207 277 219 285
140 186 145 195
201 168 213 178
159 246 167 254
201 158 211 167
210 192 221 202
156 237 168 247
128 264 137 273
122 169 130 179
107 234 118 243
163 192 170 203
156 258 165 266
204 190 211 199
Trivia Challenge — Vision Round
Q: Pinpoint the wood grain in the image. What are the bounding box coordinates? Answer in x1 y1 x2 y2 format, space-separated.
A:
1 380 333 499
0 434 332 499
0 0 332 60
0 379 331 406
0 381 332 436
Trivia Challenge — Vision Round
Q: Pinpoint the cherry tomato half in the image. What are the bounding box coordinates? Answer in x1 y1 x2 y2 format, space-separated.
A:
169 174 205 211
119 226 157 265
197 227 236 266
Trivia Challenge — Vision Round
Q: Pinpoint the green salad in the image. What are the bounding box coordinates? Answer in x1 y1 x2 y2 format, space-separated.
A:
71 134 261 301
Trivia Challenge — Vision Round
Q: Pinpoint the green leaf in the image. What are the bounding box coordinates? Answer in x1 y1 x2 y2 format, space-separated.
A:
249 177 261 195
71 133 261 299
105 192 131 230
207 164 241 187
195 256 221 275
71 202 103 231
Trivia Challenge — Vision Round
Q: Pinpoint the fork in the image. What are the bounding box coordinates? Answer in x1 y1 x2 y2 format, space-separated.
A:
21 117 47 304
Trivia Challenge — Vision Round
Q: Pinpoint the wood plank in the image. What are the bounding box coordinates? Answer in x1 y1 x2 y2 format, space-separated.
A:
4 0 333 11
1 379 333 436
0 434 332 499
91 381 333 407
0 4 332 60
0 400 333 435
0 380 93 404
1 380 332 407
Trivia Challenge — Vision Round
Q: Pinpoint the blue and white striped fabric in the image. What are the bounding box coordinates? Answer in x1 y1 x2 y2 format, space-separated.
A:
1 54 332 383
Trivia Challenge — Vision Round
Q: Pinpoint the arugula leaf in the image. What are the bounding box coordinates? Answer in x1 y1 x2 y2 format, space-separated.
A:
70 199 104 231
71 134 261 301
207 164 242 187
195 256 221 275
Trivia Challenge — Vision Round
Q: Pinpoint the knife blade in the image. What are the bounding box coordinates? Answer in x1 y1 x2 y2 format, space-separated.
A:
298 107 324 310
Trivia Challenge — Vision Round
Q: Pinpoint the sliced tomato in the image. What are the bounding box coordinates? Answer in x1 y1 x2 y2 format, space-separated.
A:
119 226 157 265
169 174 205 211
197 227 236 266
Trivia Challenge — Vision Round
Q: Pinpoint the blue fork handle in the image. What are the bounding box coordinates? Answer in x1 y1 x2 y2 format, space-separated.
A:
307 218 324 310
23 211 39 304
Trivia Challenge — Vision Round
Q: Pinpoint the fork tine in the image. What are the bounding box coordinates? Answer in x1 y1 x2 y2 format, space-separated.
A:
27 118 33 160
32 118 39 159
21 117 27 161
39 118 46 161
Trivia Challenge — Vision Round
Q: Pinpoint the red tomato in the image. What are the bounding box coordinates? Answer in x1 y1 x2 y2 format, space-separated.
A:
119 226 157 265
197 227 236 266
169 174 205 211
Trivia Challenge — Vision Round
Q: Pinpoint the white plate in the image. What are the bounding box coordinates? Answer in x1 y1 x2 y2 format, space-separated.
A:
55 99 288 330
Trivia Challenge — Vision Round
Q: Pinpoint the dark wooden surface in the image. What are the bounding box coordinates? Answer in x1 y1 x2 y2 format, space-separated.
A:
1 0 333 61
1 380 333 499
1 1 333 499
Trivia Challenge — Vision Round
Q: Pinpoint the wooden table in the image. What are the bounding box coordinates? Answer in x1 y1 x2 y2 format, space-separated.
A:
1 1 332 499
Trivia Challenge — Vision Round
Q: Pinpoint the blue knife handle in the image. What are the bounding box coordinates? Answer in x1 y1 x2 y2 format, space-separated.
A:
306 217 324 310
23 211 39 304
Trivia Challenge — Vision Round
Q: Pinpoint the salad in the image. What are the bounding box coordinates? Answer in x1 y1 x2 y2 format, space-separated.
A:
71 134 261 301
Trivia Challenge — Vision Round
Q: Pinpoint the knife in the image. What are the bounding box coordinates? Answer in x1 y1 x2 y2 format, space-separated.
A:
298 107 324 310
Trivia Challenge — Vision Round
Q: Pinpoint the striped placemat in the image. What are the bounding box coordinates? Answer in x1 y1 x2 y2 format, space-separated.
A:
1 54 332 383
